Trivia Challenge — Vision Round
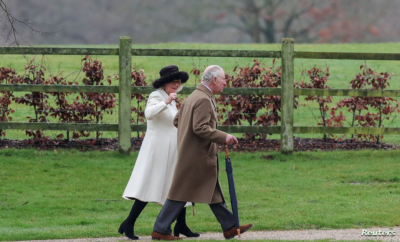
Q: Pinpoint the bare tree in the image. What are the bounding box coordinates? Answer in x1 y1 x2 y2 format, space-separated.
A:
214 0 390 43
0 0 398 45
0 0 53 46
144 0 395 44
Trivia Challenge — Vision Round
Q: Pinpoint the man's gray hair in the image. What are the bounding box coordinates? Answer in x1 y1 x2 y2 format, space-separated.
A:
201 65 224 84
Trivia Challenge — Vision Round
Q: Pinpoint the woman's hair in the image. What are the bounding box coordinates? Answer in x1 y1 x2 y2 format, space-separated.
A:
202 65 224 84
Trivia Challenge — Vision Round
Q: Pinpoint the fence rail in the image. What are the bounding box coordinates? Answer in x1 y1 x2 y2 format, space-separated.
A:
1 123 400 135
0 85 283 95
295 51 400 60
0 47 120 55
0 47 281 58
1 37 399 154
4 47 400 60
2 85 400 97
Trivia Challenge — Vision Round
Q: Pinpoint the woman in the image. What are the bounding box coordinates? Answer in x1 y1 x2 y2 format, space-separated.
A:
118 65 199 240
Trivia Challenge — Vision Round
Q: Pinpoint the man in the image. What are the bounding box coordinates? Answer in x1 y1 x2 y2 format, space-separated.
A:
151 65 253 240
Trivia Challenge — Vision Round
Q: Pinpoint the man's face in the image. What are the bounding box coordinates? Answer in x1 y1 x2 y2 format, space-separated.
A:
213 72 226 94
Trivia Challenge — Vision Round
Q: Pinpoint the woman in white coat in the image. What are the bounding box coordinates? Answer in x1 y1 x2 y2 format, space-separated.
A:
118 65 199 240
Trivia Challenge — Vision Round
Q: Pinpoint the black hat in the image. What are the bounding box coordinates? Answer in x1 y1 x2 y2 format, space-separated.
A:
152 65 189 89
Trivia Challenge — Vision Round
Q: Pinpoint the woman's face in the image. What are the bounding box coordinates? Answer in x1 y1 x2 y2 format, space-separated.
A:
164 79 182 94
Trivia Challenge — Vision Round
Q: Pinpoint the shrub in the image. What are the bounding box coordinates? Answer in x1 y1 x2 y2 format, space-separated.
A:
217 59 286 141
0 67 18 137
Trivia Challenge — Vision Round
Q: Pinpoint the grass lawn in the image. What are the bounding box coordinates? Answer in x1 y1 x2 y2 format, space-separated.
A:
0 148 399 241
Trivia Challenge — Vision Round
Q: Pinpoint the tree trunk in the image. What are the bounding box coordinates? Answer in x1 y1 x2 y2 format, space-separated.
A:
252 26 262 43
264 19 276 43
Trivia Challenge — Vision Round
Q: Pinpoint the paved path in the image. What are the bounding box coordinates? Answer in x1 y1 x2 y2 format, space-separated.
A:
11 227 400 241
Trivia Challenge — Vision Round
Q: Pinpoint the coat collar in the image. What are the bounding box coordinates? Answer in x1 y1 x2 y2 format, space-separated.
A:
196 83 213 98
156 88 169 100
196 84 216 110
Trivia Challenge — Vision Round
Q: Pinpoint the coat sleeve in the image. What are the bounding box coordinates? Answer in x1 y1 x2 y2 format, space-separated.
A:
192 98 227 144
145 92 168 120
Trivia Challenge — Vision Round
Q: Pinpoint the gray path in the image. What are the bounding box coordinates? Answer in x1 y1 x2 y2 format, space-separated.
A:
8 227 400 241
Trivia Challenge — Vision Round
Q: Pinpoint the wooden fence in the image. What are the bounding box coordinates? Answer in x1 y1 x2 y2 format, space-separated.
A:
1 37 400 155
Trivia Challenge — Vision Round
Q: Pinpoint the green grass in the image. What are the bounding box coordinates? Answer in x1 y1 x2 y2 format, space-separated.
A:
0 149 399 241
2 42 400 143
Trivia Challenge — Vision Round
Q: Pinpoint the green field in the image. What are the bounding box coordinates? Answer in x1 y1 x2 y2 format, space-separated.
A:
1 42 400 144
0 148 399 241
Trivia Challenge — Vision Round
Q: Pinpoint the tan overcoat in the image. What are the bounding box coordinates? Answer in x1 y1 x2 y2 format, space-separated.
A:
168 84 227 204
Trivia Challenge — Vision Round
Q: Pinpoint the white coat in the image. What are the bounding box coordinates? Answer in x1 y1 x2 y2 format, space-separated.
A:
122 89 180 205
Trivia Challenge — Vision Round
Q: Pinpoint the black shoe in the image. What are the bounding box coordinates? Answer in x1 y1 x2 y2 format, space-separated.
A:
118 219 139 240
173 223 200 238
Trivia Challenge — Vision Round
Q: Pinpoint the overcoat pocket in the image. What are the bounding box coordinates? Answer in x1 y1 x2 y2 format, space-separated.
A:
207 143 216 158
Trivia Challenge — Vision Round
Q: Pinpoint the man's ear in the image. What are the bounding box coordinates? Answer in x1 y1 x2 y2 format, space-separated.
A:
212 77 218 85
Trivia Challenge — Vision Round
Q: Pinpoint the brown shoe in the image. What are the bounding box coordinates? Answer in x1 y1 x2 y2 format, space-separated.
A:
151 231 182 240
223 223 253 239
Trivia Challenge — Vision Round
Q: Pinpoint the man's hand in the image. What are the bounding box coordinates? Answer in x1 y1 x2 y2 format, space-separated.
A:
225 134 238 145
165 93 177 104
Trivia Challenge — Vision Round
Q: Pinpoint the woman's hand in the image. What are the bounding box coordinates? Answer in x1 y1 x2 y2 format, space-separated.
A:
165 93 177 104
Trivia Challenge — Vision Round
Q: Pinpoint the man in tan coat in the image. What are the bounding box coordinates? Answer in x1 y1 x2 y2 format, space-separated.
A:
151 65 253 240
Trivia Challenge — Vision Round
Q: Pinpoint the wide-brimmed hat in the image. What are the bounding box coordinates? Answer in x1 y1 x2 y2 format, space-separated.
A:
152 65 189 89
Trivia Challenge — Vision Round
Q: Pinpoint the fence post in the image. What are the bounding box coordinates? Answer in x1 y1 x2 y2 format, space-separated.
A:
280 38 294 155
118 36 132 155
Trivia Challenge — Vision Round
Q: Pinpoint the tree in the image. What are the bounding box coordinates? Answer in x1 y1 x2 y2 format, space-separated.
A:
0 0 23 45
1 0 398 45
141 0 394 44
0 0 53 46
213 0 390 43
